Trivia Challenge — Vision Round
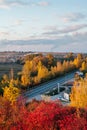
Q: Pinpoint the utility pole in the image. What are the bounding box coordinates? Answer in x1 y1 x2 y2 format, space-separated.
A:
57 83 60 94
10 68 14 80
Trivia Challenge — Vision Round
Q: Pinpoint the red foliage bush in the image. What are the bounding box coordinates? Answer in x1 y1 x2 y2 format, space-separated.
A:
0 99 87 130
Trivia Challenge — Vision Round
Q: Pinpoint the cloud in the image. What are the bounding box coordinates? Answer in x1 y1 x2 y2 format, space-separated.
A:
0 39 54 52
0 0 9 9
0 0 49 9
0 0 24 9
62 12 86 22
0 31 9 36
0 31 87 52
43 24 87 35
0 31 10 40
37 1 49 6
13 20 23 26
43 25 57 31
50 32 87 52
0 0 4 3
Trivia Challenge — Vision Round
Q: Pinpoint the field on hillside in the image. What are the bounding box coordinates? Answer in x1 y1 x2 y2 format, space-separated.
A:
0 63 23 78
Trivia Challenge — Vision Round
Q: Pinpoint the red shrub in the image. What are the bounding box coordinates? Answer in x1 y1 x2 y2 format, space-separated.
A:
0 99 87 130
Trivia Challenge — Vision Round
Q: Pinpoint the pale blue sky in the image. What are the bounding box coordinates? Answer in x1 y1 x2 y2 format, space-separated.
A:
0 0 87 52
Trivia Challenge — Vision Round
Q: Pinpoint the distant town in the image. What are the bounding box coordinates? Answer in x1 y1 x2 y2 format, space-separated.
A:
0 51 87 63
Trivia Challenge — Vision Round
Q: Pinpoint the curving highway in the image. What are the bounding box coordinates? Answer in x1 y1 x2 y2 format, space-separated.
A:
22 71 76 100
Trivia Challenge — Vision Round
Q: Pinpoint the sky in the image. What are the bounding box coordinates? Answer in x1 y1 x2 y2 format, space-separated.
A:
0 0 87 52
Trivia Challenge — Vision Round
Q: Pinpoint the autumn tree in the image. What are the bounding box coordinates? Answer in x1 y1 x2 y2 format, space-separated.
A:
1 74 9 87
80 61 87 73
0 86 3 96
74 53 83 68
65 52 74 60
51 66 57 77
74 58 80 68
3 80 20 104
70 79 87 108
46 53 56 68
37 61 49 82
21 74 30 87
56 62 63 75
62 60 68 72
19 53 77 88
77 53 83 60
21 60 34 86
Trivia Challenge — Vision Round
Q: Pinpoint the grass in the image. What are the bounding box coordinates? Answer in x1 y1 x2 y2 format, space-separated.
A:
0 63 23 78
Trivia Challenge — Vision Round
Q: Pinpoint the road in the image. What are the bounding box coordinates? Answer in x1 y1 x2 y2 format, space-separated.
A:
22 71 76 100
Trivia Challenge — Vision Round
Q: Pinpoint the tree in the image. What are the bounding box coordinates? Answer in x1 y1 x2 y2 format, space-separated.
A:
77 53 83 60
21 60 32 86
65 52 74 61
21 60 38 87
21 74 30 87
74 58 81 68
70 79 87 108
1 74 9 87
0 86 3 96
37 61 49 82
73 54 83 68
3 80 20 104
80 61 87 72
46 53 55 68
56 62 63 74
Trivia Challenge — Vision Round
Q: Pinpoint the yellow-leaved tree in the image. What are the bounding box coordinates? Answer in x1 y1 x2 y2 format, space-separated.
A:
80 61 87 72
3 80 20 104
21 60 36 87
37 61 49 82
70 79 87 108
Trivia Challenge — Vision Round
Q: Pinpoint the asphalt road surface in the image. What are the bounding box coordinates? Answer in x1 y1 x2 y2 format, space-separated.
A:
22 71 76 100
